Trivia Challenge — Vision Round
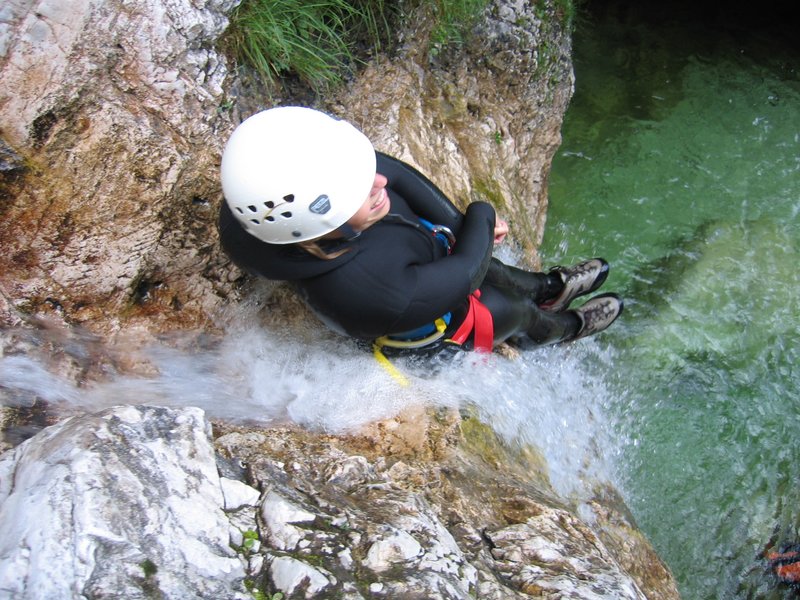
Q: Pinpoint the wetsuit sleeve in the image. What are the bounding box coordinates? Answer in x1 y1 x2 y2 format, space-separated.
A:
376 152 464 232
397 201 495 325
453 202 496 292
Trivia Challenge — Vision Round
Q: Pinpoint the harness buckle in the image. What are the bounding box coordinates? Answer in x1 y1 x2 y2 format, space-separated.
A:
430 225 456 251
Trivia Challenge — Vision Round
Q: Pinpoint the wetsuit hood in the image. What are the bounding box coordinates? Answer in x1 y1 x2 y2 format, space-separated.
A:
218 201 359 281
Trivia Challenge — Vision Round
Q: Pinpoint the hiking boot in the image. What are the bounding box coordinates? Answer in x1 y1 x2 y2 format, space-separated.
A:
572 293 623 340
539 258 610 312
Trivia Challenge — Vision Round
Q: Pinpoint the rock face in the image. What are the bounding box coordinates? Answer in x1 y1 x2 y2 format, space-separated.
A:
0 0 570 336
336 1 574 259
214 415 673 600
0 405 679 599
0 0 240 333
0 406 248 599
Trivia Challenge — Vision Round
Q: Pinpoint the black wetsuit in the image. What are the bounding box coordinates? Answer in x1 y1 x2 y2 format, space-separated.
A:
218 153 580 348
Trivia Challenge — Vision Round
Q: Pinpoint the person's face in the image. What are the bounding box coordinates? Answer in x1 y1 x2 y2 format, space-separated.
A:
346 173 390 232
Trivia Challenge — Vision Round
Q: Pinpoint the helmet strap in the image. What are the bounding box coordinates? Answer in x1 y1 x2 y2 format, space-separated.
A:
335 223 362 241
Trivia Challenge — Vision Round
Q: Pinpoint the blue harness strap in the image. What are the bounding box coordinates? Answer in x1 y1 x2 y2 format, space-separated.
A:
418 217 455 254
387 312 452 342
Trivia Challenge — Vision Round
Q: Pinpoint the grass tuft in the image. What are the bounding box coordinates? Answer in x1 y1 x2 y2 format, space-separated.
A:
429 0 491 50
226 0 392 92
225 0 577 92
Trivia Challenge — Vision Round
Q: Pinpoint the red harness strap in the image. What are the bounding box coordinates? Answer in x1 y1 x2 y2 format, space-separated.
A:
449 290 494 352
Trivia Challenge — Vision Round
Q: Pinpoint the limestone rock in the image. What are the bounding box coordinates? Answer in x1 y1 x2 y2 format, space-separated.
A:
0 0 571 334
486 510 646 598
335 0 574 262
0 405 248 599
0 404 678 599
215 418 677 599
0 0 241 333
221 475 261 510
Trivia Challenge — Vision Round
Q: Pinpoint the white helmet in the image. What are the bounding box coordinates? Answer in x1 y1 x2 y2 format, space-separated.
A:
221 106 376 244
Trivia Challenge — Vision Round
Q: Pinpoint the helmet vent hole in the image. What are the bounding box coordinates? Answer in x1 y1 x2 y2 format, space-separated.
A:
264 201 275 209
265 216 275 222
281 211 292 218
249 219 259 225
247 205 257 213
292 231 302 238
284 194 295 203
235 207 244 214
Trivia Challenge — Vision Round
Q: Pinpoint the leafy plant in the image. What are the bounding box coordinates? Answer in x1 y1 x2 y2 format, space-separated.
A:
139 559 158 578
242 529 259 550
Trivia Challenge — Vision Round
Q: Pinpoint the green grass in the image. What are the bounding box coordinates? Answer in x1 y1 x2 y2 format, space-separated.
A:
225 0 576 93
429 0 491 51
226 0 393 92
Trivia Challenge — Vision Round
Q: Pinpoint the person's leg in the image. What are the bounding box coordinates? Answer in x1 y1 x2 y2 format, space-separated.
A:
478 284 624 348
485 257 610 311
539 258 610 312
484 259 561 303
479 284 581 346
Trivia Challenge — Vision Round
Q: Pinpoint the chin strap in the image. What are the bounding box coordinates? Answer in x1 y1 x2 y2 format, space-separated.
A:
335 223 361 241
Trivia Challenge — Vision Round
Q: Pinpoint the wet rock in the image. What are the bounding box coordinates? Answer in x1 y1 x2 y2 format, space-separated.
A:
0 138 26 185
0 0 240 333
0 0 571 334
486 510 647 598
0 405 678 598
0 405 249 599
335 0 574 262
214 415 678 599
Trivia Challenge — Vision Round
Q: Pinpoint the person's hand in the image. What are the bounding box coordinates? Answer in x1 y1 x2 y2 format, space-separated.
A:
494 219 509 244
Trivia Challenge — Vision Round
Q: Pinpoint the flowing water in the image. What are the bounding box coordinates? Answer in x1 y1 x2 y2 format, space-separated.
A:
0 283 619 501
539 2 800 598
1 3 798 599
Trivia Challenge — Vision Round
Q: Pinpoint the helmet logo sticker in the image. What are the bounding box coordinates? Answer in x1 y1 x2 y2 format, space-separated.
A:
309 195 331 215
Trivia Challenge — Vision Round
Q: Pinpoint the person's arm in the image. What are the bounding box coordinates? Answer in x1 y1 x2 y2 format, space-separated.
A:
388 201 496 331
378 152 508 244
448 201 496 292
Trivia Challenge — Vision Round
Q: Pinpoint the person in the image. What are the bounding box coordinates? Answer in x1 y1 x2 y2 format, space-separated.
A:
217 106 623 355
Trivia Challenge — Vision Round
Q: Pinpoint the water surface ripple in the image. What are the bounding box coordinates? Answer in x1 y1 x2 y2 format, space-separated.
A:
541 3 800 598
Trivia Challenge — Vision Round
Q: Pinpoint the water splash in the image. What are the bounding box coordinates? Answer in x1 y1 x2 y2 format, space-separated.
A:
1 292 622 503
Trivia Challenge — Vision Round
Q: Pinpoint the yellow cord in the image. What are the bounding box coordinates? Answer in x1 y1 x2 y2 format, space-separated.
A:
372 344 409 387
371 317 451 386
